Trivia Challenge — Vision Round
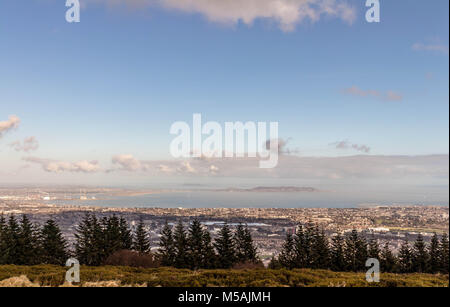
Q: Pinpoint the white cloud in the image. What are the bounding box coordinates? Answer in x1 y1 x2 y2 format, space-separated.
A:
109 154 152 172
178 161 197 174
112 154 140 170
19 152 449 184
9 136 39 152
343 86 403 102
109 154 221 175
83 0 356 31
412 43 449 55
105 152 448 182
158 164 176 174
209 164 219 174
23 157 101 173
0 115 20 138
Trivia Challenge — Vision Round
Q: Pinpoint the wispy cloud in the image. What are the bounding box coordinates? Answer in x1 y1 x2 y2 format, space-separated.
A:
343 86 403 102
107 152 450 183
110 154 153 172
108 154 216 175
9 136 39 152
412 42 449 55
270 154 448 180
385 91 403 102
23 157 101 173
83 0 356 31
0 115 20 138
190 154 449 180
21 152 449 182
332 140 371 153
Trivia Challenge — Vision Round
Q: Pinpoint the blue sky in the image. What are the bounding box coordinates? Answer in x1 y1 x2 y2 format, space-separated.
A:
0 0 448 188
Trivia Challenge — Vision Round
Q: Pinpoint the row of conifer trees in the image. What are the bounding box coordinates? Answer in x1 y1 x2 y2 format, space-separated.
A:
1 214 448 274
0 215 69 265
271 224 449 274
74 214 259 269
0 214 259 269
157 220 259 269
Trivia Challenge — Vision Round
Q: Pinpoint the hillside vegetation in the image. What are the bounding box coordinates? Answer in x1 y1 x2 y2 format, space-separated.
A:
0 265 448 287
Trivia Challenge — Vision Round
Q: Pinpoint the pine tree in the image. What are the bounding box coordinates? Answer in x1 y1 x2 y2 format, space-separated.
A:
428 233 440 274
92 215 107 265
187 219 205 270
17 215 38 265
380 242 397 273
74 213 104 266
330 232 346 271
173 221 189 268
119 217 133 250
202 229 217 269
439 233 449 274
303 224 316 267
310 227 330 269
343 230 369 272
0 214 7 264
234 224 258 264
368 234 381 260
243 226 258 263
74 213 92 265
293 223 317 268
293 225 308 268
412 234 429 273
40 219 69 265
344 230 361 271
158 221 176 267
214 223 236 269
279 233 296 269
4 215 21 264
104 215 122 256
355 235 368 272
398 240 412 273
234 224 247 263
134 217 150 254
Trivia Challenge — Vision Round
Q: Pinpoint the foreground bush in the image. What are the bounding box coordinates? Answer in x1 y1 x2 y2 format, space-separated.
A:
232 261 265 270
104 250 159 268
0 265 448 287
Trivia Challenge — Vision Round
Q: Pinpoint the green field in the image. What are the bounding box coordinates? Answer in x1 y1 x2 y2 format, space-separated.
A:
0 265 448 287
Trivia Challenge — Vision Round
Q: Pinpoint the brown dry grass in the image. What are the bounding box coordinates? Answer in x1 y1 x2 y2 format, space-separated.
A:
0 275 40 287
0 265 448 287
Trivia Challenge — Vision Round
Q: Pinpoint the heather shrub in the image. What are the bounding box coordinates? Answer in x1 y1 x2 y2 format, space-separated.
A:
0 265 447 287
104 250 159 268
232 261 265 270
